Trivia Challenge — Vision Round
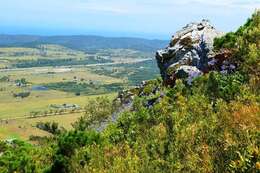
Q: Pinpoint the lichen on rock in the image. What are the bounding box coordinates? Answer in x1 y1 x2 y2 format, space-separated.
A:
156 19 224 85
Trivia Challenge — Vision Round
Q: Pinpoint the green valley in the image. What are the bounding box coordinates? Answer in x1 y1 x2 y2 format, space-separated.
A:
0 36 163 142
0 8 259 173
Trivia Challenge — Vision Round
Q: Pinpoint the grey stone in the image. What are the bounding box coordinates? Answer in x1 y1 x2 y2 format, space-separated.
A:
156 19 224 84
175 66 202 85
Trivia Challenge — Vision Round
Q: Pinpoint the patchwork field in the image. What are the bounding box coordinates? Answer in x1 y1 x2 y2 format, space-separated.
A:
0 66 122 84
0 44 159 141
0 59 121 141
0 45 152 69
0 113 83 141
0 90 116 141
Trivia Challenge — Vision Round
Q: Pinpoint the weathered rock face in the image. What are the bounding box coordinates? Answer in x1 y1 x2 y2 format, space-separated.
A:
156 19 224 85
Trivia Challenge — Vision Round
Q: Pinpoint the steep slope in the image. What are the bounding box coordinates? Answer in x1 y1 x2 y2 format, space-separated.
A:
0 12 259 173
45 11 260 173
214 11 260 79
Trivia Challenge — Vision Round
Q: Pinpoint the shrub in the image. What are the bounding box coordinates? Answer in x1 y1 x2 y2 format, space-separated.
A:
73 97 114 131
13 92 31 98
206 72 245 101
36 122 63 135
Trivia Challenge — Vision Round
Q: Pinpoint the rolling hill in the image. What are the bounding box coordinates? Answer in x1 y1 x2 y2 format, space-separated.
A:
0 35 168 52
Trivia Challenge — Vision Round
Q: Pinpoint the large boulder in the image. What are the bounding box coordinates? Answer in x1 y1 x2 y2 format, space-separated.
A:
156 19 224 85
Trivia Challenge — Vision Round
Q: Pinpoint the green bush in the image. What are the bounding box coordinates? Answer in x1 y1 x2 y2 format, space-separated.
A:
0 11 259 173
47 130 102 173
73 96 114 131
206 72 245 101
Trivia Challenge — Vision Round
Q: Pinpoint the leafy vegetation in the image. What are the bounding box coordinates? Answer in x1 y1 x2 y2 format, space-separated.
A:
73 97 116 131
90 59 160 85
14 57 112 68
0 140 50 173
44 82 124 95
0 44 154 69
0 12 259 173
0 76 10 82
36 122 65 135
15 78 29 86
214 10 260 78
13 91 31 98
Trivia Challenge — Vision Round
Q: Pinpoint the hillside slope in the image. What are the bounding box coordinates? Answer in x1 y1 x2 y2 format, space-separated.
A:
0 35 168 52
0 12 259 173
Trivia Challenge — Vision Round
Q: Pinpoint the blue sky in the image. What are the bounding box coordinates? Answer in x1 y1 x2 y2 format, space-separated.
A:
0 0 259 39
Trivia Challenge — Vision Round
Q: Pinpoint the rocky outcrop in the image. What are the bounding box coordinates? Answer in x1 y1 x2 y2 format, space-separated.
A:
156 19 224 85
116 79 162 106
116 20 231 106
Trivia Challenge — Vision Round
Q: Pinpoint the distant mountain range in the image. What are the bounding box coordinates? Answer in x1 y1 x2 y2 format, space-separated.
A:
0 34 169 52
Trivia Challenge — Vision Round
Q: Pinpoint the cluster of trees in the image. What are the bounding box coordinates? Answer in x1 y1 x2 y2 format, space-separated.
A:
30 108 82 118
13 91 30 98
92 59 160 85
0 12 259 173
36 122 64 135
73 96 115 131
44 81 124 96
14 57 112 68
15 78 28 86
0 76 10 82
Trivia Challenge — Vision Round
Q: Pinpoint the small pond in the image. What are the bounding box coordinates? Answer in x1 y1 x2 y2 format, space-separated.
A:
31 85 48 91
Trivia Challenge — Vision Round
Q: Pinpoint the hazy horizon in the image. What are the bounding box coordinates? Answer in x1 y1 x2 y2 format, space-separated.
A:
0 0 259 39
0 26 170 40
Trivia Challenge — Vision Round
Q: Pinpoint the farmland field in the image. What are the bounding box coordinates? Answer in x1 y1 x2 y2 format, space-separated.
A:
0 43 160 141
0 113 84 141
